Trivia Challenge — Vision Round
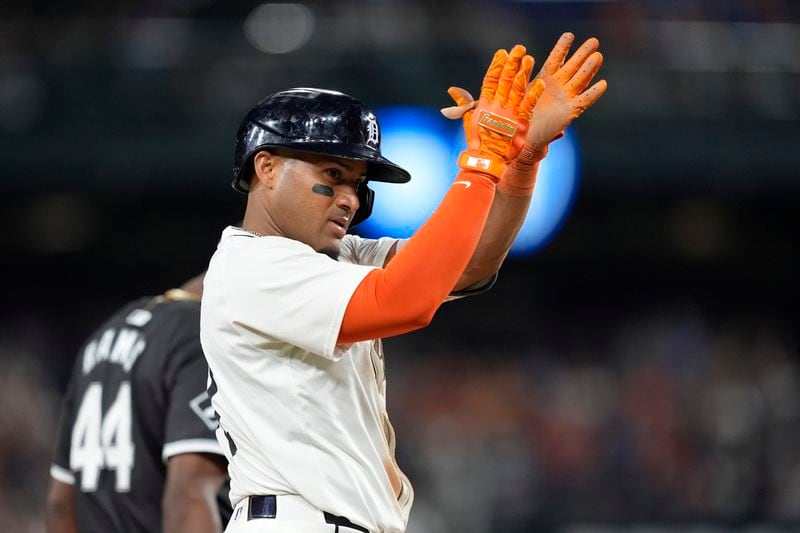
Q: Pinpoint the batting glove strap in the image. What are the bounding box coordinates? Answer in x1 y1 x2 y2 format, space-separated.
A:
457 151 506 181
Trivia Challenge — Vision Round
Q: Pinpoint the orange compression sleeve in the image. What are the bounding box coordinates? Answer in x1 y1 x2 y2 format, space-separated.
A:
338 170 495 344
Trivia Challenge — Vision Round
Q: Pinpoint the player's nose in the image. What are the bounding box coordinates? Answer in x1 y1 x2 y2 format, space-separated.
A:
335 186 359 216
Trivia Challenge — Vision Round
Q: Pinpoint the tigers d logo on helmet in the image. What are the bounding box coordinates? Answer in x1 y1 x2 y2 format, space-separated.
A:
365 114 380 150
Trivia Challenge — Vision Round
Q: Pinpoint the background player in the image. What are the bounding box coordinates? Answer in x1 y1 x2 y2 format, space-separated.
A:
46 275 229 533
201 38 605 533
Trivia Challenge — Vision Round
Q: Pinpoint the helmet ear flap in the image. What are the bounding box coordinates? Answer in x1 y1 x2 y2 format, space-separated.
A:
350 184 374 227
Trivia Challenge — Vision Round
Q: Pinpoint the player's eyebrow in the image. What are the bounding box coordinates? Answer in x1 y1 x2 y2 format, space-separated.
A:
322 159 352 171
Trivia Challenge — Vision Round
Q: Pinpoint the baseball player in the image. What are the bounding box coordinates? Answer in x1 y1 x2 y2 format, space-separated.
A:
46 275 230 533
202 35 605 533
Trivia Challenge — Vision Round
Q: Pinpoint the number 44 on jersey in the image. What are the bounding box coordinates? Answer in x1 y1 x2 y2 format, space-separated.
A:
70 382 135 492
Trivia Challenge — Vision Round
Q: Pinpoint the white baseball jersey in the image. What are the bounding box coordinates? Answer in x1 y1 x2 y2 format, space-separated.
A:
200 226 413 533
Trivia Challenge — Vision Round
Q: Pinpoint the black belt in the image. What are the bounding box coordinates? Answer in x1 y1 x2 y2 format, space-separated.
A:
248 495 369 533
247 495 276 519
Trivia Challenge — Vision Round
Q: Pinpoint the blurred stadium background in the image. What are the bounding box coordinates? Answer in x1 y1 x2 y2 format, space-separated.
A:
1 0 798 531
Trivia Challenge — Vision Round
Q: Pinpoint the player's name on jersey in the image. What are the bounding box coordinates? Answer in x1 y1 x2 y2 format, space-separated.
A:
82 328 146 375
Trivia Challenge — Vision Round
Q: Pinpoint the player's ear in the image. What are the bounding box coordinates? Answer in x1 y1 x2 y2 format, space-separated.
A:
252 150 276 189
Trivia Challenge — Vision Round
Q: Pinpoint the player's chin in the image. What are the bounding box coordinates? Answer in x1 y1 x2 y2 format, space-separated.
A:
314 234 341 259
318 243 341 260
316 223 346 259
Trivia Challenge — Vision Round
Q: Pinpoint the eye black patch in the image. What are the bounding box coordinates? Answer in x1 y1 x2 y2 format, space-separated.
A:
312 183 334 197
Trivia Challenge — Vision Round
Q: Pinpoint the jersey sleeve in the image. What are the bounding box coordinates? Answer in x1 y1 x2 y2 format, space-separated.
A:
339 234 399 267
50 375 77 485
215 237 377 360
161 335 224 461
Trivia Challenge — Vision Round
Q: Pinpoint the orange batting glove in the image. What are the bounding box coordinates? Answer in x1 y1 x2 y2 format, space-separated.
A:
446 45 545 182
502 33 608 196
444 35 608 197
526 32 608 151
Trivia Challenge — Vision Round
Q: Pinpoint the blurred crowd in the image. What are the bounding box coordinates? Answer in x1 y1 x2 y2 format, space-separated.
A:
3 305 796 532
0 322 60 532
387 309 799 532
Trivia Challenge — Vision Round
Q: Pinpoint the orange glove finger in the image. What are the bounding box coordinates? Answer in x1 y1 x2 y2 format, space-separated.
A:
495 44 526 106
447 86 474 107
573 79 608 115
480 49 509 102
539 32 574 77
441 103 477 120
441 87 477 119
566 51 603 96
560 37 599 81
516 79 545 122
508 55 534 109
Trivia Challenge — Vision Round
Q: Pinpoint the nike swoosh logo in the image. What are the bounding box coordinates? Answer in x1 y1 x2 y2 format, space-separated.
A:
453 180 472 189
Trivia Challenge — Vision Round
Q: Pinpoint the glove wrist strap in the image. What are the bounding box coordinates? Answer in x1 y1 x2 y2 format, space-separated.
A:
457 151 504 181
498 163 538 197
496 145 548 197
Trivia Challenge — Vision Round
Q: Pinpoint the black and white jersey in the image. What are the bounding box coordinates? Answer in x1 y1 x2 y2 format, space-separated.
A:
51 290 228 532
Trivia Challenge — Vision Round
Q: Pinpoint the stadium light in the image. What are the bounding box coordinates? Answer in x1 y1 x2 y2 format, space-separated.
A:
357 106 580 257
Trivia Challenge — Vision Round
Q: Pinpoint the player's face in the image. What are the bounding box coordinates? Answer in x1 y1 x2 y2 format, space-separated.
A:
268 150 366 259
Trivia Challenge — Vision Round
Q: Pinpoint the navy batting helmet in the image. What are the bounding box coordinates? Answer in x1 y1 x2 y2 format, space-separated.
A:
232 88 410 226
